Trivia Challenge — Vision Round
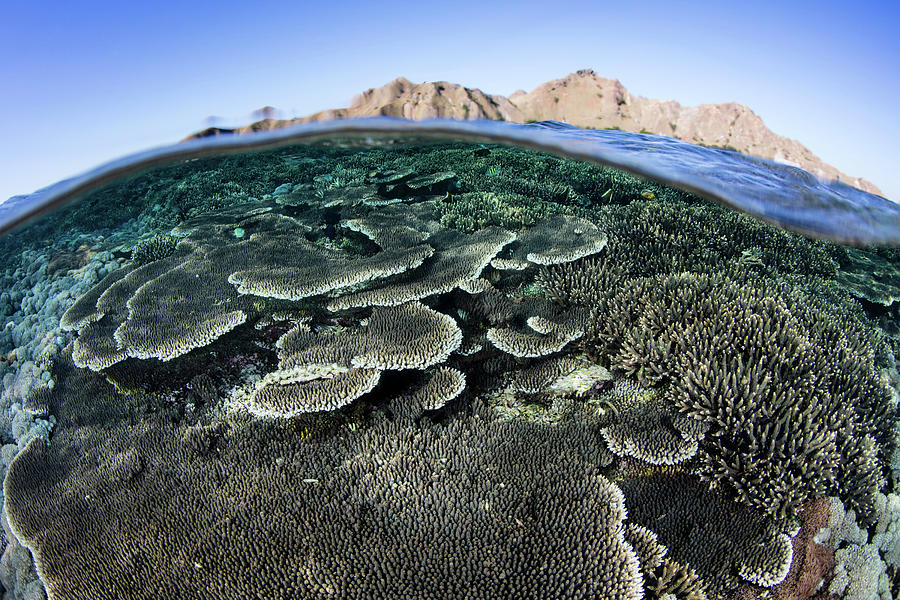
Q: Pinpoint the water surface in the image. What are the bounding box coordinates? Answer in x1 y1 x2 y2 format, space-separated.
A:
0 119 898 600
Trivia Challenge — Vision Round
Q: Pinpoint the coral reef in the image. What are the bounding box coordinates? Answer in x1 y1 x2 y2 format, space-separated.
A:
543 258 894 522
433 190 555 233
2 138 899 600
237 302 463 417
490 214 607 269
774 497 836 600
597 379 707 466
326 226 516 311
5 360 645 600
837 247 900 306
814 495 899 600
618 471 794 593
389 366 466 420
130 234 179 265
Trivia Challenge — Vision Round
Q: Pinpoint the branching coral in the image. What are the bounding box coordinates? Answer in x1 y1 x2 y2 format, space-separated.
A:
593 272 892 522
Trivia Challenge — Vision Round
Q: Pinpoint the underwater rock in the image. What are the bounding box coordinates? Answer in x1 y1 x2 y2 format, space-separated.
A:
773 497 836 600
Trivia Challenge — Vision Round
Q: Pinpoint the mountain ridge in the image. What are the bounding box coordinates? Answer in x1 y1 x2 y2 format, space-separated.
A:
187 69 881 195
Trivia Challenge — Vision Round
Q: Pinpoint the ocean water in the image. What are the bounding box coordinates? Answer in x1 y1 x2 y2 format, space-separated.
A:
0 118 898 599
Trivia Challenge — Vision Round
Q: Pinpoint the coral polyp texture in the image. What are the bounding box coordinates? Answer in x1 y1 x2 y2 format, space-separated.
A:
597 379 708 465
238 302 464 417
585 270 893 522
2 140 898 599
5 361 646 600
619 471 794 593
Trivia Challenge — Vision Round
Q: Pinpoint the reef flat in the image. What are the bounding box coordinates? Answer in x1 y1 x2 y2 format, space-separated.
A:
1 140 899 600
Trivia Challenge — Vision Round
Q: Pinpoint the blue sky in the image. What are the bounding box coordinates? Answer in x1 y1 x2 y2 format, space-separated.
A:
2 0 898 202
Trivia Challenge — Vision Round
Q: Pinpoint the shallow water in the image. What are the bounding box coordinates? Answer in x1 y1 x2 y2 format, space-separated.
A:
0 119 899 599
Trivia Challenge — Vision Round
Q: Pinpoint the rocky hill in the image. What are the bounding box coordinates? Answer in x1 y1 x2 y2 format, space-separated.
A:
188 69 881 195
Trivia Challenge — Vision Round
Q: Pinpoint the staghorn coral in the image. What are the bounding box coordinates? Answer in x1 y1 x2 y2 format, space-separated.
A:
836 247 900 306
536 254 627 310
591 271 892 522
130 234 179 265
591 197 839 280
5 359 644 600
22 139 899 600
